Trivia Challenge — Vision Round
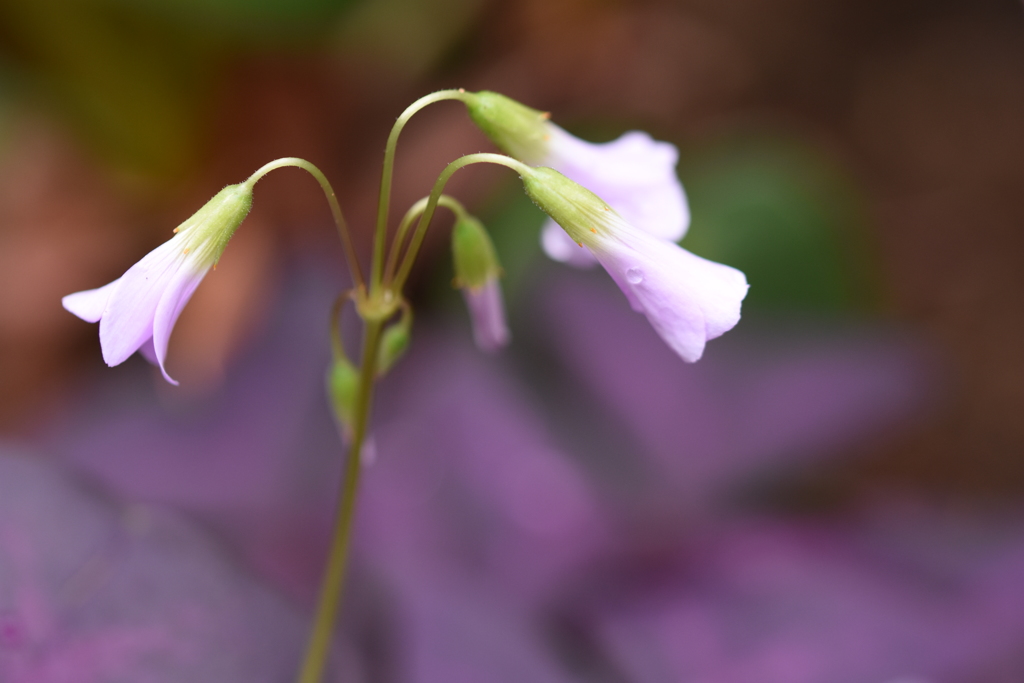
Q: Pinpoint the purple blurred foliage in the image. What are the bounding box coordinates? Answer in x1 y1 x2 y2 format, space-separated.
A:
37 259 1024 680
587 514 1024 683
535 270 937 511
47 262 348 602
0 451 359 683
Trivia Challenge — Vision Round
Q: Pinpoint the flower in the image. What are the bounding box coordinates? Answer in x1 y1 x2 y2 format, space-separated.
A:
451 212 510 352
464 91 689 267
521 167 747 362
62 184 253 385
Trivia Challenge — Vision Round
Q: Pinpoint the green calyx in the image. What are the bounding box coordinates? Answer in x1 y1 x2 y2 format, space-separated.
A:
463 91 551 164
451 214 501 291
520 167 614 247
377 304 412 377
327 357 359 433
178 183 253 265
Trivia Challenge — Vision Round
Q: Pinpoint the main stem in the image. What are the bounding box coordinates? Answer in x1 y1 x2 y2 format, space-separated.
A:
296 319 384 683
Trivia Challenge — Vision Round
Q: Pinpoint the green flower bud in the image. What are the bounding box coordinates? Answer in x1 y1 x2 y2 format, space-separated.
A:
451 214 502 291
377 306 412 377
327 357 359 433
520 166 615 248
463 91 551 164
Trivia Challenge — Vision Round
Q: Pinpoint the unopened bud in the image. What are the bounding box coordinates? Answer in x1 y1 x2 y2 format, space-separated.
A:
377 307 412 376
326 358 359 433
451 214 502 290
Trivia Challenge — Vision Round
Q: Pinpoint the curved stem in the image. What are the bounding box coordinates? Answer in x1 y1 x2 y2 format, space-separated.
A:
392 153 531 292
383 194 466 286
296 318 384 683
371 89 469 294
328 292 355 364
246 157 364 291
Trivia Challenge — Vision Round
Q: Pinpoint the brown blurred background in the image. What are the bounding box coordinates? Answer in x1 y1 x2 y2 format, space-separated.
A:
1 0 1022 504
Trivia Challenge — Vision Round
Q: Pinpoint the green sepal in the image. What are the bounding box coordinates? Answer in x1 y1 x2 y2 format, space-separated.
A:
463 91 551 164
376 306 413 377
451 215 501 290
520 167 614 247
178 183 253 265
326 357 359 433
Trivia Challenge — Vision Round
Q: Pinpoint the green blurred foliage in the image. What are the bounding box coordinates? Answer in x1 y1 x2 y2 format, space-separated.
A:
119 0 358 43
0 0 358 179
0 61 14 150
466 129 881 319
335 0 487 78
679 134 879 314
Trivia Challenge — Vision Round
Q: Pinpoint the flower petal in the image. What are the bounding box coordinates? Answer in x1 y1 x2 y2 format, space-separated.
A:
99 238 188 367
137 337 158 365
540 221 598 268
151 255 211 385
590 219 748 362
62 279 121 323
463 279 511 352
546 127 690 244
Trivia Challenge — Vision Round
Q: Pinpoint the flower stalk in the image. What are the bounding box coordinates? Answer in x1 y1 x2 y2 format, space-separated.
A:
297 318 383 683
246 157 364 292
371 89 470 293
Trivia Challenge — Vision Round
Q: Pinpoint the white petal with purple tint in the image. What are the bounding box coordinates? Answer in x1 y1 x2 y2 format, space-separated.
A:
151 257 209 384
98 236 188 367
588 215 748 363
541 127 689 266
61 279 121 323
463 279 511 353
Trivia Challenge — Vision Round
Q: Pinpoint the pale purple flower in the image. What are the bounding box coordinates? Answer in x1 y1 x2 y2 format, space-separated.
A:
587 211 748 362
538 127 689 268
522 166 747 363
462 279 511 352
62 184 252 385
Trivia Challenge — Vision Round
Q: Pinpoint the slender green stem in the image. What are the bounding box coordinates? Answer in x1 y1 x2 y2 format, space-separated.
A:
392 153 531 291
328 292 355 364
383 194 466 286
246 157 365 291
296 318 384 683
371 89 469 294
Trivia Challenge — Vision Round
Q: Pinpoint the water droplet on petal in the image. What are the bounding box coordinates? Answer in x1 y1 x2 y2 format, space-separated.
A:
626 267 644 284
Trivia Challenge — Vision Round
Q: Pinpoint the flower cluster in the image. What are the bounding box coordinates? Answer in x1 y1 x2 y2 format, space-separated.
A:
63 90 746 372
58 90 751 683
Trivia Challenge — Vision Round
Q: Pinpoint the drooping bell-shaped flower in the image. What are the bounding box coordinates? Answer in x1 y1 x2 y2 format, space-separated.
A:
451 213 510 352
521 167 747 362
62 183 254 384
464 90 689 267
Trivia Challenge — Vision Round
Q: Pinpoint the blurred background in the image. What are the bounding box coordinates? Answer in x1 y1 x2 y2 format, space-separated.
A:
1 0 1024 681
